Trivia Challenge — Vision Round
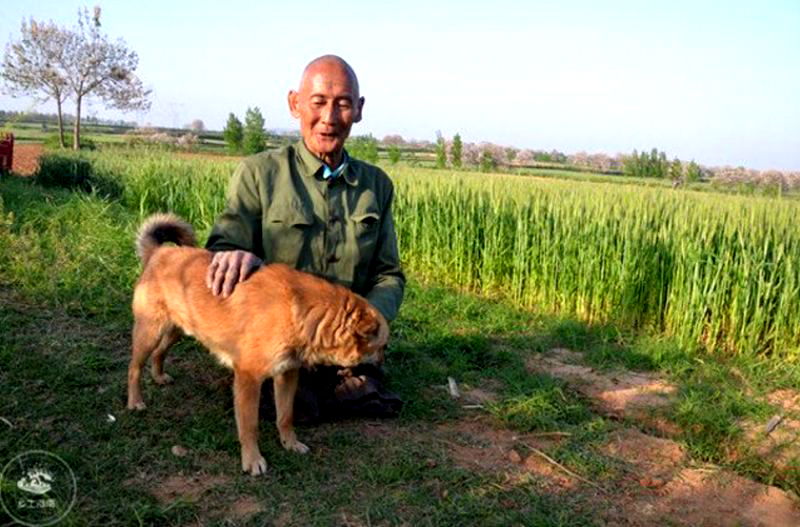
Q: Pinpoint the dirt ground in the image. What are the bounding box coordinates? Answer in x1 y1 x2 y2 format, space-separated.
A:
520 348 800 526
9 143 43 176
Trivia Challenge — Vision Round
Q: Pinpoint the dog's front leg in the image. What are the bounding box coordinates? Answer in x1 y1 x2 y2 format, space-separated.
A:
233 369 267 476
274 368 309 454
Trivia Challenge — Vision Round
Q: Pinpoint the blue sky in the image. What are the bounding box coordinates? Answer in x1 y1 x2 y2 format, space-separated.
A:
1 0 799 170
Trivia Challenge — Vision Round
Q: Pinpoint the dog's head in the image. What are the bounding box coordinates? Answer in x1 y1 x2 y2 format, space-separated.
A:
352 304 388 367
300 296 389 368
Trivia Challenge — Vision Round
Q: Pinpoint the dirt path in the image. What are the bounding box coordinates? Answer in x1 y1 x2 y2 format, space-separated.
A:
10 143 44 176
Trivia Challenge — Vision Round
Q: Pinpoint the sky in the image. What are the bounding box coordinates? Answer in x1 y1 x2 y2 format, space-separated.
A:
1 0 799 170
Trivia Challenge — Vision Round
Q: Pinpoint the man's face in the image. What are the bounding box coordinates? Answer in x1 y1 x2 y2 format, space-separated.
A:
288 62 364 163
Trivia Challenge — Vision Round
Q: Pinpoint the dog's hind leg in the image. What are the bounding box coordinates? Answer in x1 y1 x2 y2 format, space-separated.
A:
274 368 309 454
233 369 268 476
127 316 167 411
150 325 181 385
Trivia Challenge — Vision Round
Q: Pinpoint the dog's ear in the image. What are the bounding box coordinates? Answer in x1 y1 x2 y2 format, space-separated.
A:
354 310 379 340
294 301 328 347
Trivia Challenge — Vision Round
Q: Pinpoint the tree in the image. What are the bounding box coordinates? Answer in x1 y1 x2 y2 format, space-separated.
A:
479 148 497 173
382 134 405 146
1 18 72 147
670 158 683 182
685 160 702 183
516 149 535 165
347 134 378 163
623 148 671 179
387 145 401 164
223 112 243 153
243 106 266 154
505 147 518 163
450 133 462 169
62 7 150 149
187 119 205 132
435 131 447 169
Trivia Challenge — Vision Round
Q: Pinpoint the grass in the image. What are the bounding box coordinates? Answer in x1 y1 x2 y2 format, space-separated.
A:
2 148 800 523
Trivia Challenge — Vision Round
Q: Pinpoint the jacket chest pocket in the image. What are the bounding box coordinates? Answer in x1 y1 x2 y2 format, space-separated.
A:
264 206 313 265
351 211 380 260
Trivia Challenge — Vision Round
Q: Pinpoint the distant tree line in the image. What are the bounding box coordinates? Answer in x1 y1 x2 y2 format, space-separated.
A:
622 148 703 183
0 109 137 128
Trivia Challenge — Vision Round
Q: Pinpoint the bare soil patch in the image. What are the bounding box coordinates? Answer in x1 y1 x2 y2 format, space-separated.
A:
741 389 800 472
439 418 567 480
616 468 800 527
227 495 267 521
150 473 230 504
600 429 800 526
527 348 680 435
440 417 800 526
10 143 43 176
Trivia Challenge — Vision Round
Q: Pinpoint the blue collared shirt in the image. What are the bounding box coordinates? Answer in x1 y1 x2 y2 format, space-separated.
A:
322 151 349 181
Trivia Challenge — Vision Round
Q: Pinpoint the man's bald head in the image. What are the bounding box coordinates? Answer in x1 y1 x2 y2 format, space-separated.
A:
299 55 360 99
288 55 365 166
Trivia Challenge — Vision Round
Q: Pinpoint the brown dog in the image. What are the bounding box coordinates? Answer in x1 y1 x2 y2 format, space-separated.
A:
127 213 388 475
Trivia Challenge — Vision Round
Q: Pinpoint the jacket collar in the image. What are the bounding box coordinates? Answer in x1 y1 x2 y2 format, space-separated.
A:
295 140 358 187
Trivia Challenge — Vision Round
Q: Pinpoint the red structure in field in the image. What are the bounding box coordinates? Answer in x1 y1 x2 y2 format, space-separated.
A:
0 133 13 173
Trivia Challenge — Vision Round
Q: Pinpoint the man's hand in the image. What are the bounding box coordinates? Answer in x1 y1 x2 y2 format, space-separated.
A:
206 250 263 298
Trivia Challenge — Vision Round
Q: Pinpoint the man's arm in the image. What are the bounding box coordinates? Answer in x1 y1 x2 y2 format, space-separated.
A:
365 185 405 322
205 161 265 297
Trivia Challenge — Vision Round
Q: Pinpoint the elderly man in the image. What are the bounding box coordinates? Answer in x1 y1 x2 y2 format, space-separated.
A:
205 55 404 419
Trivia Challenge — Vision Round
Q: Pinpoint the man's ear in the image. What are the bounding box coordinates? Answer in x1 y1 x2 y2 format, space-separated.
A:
287 90 301 119
354 96 365 123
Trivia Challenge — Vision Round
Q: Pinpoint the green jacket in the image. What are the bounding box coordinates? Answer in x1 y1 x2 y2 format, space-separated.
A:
206 140 405 322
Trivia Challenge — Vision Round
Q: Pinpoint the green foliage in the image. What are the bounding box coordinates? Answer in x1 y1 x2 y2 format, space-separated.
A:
242 106 266 155
670 158 683 181
222 112 243 153
387 144 401 164
34 151 120 197
488 375 590 431
505 147 518 163
43 132 96 151
347 134 379 164
686 160 702 182
435 133 447 169
623 148 670 179
479 149 496 172
451 133 462 169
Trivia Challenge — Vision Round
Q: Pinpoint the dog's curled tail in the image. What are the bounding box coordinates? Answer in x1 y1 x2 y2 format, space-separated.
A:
136 213 196 265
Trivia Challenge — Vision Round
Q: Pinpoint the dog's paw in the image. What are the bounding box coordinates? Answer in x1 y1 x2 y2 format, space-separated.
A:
241 453 268 476
152 373 174 385
282 438 310 454
127 400 147 411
